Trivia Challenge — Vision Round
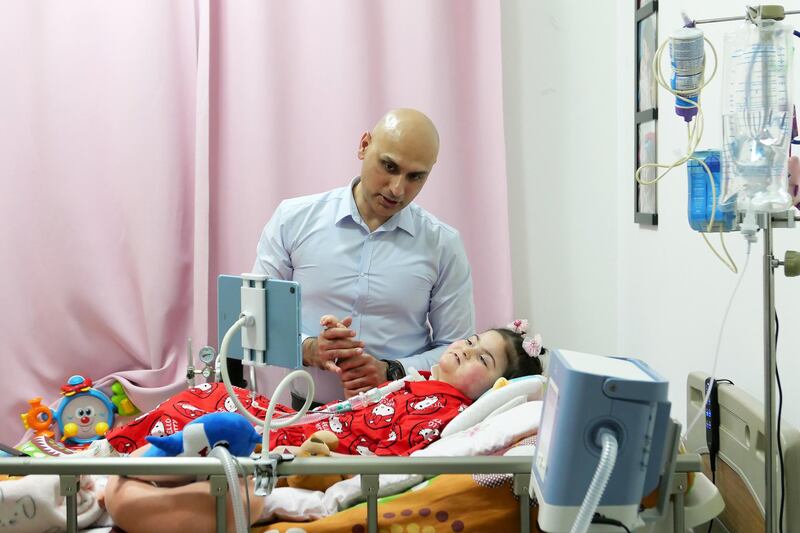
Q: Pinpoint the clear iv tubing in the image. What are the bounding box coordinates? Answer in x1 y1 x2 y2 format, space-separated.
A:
269 376 413 428
219 315 316 459
684 240 753 441
640 34 739 273
690 154 739 273
635 35 718 188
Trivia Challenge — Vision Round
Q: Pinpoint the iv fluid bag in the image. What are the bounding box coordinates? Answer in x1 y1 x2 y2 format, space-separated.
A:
721 19 793 213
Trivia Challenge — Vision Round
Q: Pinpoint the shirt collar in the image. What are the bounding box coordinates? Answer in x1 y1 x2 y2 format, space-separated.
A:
333 177 360 226
335 176 416 237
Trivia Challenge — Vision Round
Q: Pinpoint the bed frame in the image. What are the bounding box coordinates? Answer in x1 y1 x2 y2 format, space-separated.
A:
0 450 705 533
686 371 800 532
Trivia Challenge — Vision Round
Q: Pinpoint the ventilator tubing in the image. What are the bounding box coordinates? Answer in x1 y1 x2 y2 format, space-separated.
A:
210 445 247 533
570 430 619 533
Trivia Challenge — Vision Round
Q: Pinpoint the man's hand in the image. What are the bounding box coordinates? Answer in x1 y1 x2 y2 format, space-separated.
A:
338 354 389 398
302 315 364 374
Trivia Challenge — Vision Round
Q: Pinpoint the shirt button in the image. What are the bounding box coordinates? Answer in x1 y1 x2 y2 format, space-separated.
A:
359 272 365 277
353 310 359 316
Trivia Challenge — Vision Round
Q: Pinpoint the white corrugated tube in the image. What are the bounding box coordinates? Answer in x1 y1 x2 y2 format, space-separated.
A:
570 430 619 533
210 445 247 533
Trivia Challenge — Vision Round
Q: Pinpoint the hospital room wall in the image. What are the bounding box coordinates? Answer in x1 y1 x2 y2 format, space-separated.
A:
501 1 620 360
502 0 800 429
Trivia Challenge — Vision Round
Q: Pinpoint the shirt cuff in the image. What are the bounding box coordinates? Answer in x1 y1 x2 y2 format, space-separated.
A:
395 345 447 374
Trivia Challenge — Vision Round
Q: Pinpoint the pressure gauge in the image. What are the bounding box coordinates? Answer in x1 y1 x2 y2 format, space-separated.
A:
199 346 217 365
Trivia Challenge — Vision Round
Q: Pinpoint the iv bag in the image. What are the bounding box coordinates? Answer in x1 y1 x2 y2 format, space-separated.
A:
721 18 794 213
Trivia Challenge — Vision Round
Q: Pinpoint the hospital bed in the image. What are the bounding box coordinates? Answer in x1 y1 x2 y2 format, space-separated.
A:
686 371 800 532
2 273 723 533
0 377 723 533
0 446 711 533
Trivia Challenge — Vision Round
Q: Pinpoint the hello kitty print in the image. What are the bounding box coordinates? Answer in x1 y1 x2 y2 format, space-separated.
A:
270 371 471 456
108 373 471 457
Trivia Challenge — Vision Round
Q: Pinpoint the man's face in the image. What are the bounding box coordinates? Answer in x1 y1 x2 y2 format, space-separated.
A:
355 128 437 224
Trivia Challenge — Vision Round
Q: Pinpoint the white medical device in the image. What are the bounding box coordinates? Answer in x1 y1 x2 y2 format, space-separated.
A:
531 349 676 533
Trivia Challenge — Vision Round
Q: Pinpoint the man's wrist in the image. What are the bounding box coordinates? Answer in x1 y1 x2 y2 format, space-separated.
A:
382 359 406 381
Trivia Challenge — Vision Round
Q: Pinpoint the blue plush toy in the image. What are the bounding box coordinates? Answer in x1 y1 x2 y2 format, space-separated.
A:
143 412 261 457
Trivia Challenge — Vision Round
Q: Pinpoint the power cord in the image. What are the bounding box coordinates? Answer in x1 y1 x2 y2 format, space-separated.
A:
704 378 733 533
591 513 631 533
776 312 785 533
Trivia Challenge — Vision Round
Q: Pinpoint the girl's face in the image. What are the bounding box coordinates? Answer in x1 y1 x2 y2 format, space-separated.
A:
437 330 509 399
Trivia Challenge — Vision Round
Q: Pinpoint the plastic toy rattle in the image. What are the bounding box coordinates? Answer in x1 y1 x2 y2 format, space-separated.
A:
20 397 55 438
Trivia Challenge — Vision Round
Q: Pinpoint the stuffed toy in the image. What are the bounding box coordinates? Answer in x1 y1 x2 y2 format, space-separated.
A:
279 430 352 492
143 412 261 457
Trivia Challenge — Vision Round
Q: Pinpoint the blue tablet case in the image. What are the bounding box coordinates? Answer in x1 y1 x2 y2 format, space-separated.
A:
217 275 302 369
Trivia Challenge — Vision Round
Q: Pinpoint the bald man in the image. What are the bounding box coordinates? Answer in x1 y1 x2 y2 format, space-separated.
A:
252 109 475 407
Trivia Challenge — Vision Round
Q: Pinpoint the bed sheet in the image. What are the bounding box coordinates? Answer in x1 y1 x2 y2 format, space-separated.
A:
257 400 542 523
255 473 539 533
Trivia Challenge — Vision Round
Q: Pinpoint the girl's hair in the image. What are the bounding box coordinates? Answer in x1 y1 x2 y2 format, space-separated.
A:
491 328 545 379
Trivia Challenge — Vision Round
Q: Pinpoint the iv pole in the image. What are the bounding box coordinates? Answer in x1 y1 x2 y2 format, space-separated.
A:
690 6 799 532
763 215 778 533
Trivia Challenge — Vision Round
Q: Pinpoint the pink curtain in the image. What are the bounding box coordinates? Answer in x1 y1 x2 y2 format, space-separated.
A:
209 0 511 339
0 1 510 439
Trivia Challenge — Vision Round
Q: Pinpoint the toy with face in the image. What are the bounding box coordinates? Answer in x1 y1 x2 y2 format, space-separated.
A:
54 375 116 446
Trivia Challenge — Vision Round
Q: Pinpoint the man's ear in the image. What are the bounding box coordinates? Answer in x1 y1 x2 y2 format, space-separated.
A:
357 132 371 160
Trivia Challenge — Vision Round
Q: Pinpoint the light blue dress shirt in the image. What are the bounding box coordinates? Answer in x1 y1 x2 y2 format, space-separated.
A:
252 178 475 402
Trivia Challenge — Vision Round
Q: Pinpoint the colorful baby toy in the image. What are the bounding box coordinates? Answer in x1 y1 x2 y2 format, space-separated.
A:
110 381 139 416
20 397 55 438
20 375 139 448
54 375 116 446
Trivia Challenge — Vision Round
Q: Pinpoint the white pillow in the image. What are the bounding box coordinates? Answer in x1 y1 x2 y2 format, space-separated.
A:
418 401 543 457
442 376 545 437
484 395 526 422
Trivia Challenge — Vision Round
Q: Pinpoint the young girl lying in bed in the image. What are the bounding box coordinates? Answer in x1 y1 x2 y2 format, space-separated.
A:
103 321 543 531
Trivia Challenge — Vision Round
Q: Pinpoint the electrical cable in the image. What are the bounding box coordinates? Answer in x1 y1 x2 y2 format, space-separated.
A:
776 312 785 533
591 513 632 533
705 467 717 533
684 242 751 440
700 374 729 533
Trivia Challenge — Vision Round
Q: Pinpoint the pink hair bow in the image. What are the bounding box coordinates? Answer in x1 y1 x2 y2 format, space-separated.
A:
506 319 542 358
506 319 529 335
522 334 543 359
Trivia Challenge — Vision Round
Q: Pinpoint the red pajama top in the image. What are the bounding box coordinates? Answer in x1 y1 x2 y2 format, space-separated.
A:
106 375 472 456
